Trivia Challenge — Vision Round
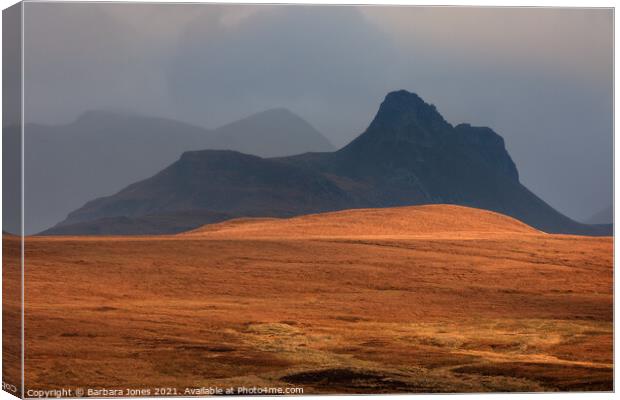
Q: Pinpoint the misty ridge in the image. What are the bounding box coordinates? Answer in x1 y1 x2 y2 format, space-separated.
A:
10 108 333 234
585 205 613 225
40 90 611 237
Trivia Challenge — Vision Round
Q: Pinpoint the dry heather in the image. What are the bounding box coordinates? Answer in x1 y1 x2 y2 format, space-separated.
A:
6 205 612 394
184 204 539 239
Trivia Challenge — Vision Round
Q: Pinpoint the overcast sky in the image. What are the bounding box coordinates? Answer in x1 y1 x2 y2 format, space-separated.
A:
23 3 613 222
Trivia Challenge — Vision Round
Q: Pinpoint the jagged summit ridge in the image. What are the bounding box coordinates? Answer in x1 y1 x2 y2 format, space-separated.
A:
366 90 450 134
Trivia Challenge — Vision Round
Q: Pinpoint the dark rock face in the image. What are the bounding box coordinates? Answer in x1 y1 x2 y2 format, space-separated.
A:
453 124 519 181
44 90 611 236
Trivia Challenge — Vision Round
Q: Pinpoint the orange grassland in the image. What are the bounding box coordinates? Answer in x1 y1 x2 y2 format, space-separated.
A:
7 205 613 394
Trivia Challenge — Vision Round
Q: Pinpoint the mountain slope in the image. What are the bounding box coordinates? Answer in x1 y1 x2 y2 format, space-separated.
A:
49 150 352 230
44 90 611 236
38 210 233 236
23 109 332 234
585 205 613 225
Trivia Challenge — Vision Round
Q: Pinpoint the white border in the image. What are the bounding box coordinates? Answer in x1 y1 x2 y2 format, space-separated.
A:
0 1 616 400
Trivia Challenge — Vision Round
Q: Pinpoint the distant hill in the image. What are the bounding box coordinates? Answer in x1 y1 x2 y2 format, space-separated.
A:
184 204 539 239
43 90 611 236
20 109 333 234
585 205 613 225
206 108 334 157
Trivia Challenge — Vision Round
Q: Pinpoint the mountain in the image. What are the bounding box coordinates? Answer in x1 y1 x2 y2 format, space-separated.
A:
43 90 612 236
205 108 334 157
47 150 352 230
584 205 613 225
3 125 21 235
37 210 233 236
19 109 332 234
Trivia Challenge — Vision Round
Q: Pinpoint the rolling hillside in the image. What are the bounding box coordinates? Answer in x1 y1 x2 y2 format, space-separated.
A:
184 205 539 239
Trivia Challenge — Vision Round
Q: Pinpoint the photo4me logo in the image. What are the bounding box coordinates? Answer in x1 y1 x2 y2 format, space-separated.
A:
184 386 304 395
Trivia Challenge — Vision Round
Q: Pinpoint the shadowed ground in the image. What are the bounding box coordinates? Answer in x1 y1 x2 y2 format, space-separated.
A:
16 206 612 394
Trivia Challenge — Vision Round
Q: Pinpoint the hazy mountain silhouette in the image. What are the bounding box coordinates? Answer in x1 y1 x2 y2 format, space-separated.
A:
207 108 334 157
584 205 613 225
20 109 333 234
3 124 21 235
43 90 611 236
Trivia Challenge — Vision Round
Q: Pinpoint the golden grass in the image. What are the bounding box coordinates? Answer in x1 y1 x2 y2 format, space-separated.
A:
184 204 540 239
6 205 612 393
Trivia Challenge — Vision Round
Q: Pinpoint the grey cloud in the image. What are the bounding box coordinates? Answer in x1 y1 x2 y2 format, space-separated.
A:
165 5 399 139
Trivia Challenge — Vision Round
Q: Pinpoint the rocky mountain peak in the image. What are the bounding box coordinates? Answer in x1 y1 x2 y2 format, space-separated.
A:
370 90 450 132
